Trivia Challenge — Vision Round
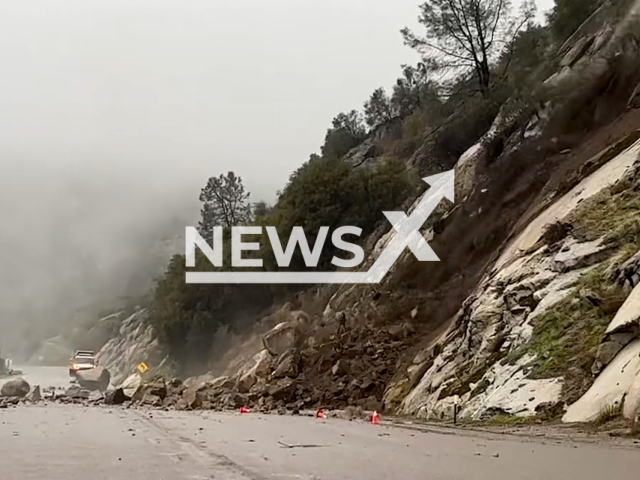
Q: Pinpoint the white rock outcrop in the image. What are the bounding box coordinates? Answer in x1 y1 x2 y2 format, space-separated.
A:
623 372 640 420
394 136 640 421
461 356 563 419
605 283 640 335
97 309 169 386
563 339 640 423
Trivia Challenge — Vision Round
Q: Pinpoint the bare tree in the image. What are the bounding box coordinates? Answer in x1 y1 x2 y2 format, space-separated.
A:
402 0 535 95
198 172 251 234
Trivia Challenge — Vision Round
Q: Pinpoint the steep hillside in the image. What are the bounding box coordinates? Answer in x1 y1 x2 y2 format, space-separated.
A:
101 0 640 429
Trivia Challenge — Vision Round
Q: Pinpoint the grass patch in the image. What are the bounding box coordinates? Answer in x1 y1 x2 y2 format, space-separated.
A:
526 279 610 379
513 268 622 404
516 170 640 403
568 175 640 247
594 403 623 427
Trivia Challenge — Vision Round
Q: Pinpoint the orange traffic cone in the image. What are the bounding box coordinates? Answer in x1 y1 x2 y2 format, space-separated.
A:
239 406 249 414
316 408 326 419
370 411 379 425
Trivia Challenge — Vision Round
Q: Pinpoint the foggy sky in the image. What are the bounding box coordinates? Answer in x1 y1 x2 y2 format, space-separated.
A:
0 0 555 355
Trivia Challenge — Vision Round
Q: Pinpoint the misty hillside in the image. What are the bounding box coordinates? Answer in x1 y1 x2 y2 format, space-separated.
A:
0 171 196 361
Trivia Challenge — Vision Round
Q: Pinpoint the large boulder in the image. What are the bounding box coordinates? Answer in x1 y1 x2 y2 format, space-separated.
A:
139 393 163 407
268 378 296 402
166 378 185 398
76 367 111 392
262 312 309 357
133 377 167 402
183 373 216 390
263 323 298 357
104 388 127 405
1 378 30 398
120 373 142 398
344 138 377 167
180 376 232 410
182 387 204 409
236 350 272 392
455 99 525 201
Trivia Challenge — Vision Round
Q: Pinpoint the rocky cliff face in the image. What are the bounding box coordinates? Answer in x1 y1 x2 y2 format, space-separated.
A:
169 5 640 425
97 309 171 386
395 148 640 421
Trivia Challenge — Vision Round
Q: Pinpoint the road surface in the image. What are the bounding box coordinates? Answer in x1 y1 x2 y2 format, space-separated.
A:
0 365 71 391
2 367 640 479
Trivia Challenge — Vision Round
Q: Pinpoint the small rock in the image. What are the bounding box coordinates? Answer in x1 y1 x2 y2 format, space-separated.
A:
332 360 349 377
26 385 42 403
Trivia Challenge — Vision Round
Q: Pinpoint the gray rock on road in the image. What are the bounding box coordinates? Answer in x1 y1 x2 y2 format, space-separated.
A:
132 377 167 401
26 385 42 403
1 377 31 398
66 385 90 399
76 367 111 392
120 373 142 398
104 388 128 405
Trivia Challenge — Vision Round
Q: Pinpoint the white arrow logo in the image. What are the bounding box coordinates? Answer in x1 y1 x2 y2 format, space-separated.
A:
186 169 455 284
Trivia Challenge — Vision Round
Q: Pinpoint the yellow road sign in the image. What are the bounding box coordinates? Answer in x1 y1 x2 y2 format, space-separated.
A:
137 362 149 373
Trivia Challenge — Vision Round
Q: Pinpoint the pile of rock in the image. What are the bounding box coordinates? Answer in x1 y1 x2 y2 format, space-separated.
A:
0 378 44 407
91 312 405 414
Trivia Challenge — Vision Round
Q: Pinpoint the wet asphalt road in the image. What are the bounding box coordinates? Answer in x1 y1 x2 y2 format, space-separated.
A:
2 368 640 479
2 404 640 480
0 365 72 391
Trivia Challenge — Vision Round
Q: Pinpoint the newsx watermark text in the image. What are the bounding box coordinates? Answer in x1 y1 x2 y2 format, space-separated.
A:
185 170 455 284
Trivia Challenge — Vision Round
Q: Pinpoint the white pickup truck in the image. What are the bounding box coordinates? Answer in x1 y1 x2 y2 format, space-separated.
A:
69 350 98 380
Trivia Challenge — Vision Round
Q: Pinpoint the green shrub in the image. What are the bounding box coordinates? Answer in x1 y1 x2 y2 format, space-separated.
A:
148 252 273 369
269 156 416 270
430 92 504 168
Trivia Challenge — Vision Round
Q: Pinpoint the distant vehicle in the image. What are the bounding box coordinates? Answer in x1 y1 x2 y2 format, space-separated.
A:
69 350 97 379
